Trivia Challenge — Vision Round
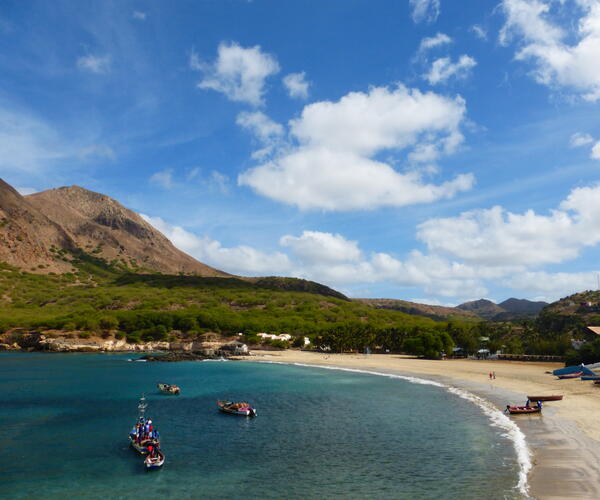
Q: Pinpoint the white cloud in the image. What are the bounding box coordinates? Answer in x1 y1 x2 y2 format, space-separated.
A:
570 131 594 147
16 186 37 195
417 183 600 267
280 231 363 264
500 0 600 100
140 214 291 276
236 111 284 159
0 106 70 175
78 144 116 161
283 72 310 99
239 85 474 210
424 55 477 85
409 0 441 24
506 270 600 299
418 33 452 54
133 11 146 20
208 170 230 193
149 169 174 189
471 25 488 40
77 54 111 74
191 42 280 106
591 140 600 159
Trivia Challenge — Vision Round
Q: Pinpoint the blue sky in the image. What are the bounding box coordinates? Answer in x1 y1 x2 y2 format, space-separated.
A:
2 0 600 304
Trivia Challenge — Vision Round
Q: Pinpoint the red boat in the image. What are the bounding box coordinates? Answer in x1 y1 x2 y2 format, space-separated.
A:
557 371 583 379
526 395 563 401
505 405 542 415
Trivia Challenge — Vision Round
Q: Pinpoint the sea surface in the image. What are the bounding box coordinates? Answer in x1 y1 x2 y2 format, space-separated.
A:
0 353 525 499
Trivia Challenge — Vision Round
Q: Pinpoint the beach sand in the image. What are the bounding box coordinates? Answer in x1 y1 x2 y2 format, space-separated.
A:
245 351 600 500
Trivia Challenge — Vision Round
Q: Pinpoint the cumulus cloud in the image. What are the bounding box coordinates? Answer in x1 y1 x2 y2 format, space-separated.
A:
409 0 441 24
506 270 600 298
191 42 280 106
592 140 600 159
424 55 477 85
417 33 452 54
77 54 111 74
500 0 600 100
140 214 291 276
283 72 310 99
236 111 284 159
570 131 594 147
239 85 474 210
149 169 174 189
417 183 600 267
280 231 363 264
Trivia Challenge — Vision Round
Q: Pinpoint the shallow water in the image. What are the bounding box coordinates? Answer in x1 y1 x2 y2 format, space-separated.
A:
0 353 523 499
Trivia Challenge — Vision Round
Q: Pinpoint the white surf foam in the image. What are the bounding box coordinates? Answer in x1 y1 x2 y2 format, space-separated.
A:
260 360 532 498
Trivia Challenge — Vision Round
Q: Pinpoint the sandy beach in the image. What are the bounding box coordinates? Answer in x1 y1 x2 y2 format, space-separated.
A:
246 350 600 500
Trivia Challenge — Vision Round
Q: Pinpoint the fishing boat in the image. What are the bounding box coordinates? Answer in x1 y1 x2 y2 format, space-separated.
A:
217 400 257 417
128 396 160 454
157 382 180 395
557 371 583 379
505 405 542 415
144 450 165 470
526 395 563 401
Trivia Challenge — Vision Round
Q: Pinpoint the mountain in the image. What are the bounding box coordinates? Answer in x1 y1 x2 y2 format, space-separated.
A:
456 299 505 320
498 298 548 315
354 298 480 322
457 297 548 321
0 179 76 273
0 181 228 277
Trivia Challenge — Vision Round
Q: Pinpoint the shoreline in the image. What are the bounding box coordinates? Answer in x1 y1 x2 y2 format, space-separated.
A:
245 351 600 500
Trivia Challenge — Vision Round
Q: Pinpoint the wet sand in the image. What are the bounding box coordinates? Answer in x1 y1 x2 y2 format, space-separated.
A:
245 351 600 499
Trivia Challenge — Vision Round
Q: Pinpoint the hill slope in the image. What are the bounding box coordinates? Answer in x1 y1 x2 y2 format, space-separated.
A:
354 298 480 322
0 180 76 273
26 185 228 277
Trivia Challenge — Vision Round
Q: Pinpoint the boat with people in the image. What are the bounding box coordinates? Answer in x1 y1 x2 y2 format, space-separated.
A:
557 371 583 379
157 382 181 395
128 396 161 455
526 395 563 401
217 400 257 417
144 446 165 470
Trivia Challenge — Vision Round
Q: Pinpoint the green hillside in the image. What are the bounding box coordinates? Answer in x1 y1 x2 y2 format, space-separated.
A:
0 253 444 347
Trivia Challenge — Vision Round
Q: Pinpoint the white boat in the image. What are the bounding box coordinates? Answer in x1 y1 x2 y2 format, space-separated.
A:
144 450 165 469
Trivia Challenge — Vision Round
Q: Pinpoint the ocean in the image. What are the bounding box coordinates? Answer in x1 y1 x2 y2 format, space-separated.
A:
0 353 526 499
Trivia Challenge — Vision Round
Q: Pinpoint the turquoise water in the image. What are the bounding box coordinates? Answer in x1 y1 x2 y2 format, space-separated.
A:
0 353 523 499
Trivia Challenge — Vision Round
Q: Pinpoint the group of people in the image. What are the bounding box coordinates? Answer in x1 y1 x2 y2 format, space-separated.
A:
130 416 160 445
525 399 543 409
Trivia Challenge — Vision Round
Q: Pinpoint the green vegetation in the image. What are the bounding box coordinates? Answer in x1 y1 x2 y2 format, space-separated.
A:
1 252 594 361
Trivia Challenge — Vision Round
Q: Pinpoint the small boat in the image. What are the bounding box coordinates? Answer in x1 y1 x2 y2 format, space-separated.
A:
505 405 542 415
217 400 257 417
144 450 165 470
526 395 563 401
557 371 583 379
130 437 159 454
157 382 180 395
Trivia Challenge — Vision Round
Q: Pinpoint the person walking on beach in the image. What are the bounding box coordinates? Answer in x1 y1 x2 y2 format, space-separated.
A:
489 372 493 380
493 371 496 379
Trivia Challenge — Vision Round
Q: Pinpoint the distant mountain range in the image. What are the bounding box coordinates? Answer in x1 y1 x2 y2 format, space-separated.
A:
457 298 548 321
356 297 548 322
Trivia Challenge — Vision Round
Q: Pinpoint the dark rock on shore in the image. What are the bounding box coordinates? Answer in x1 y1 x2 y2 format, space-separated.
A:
140 351 245 362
